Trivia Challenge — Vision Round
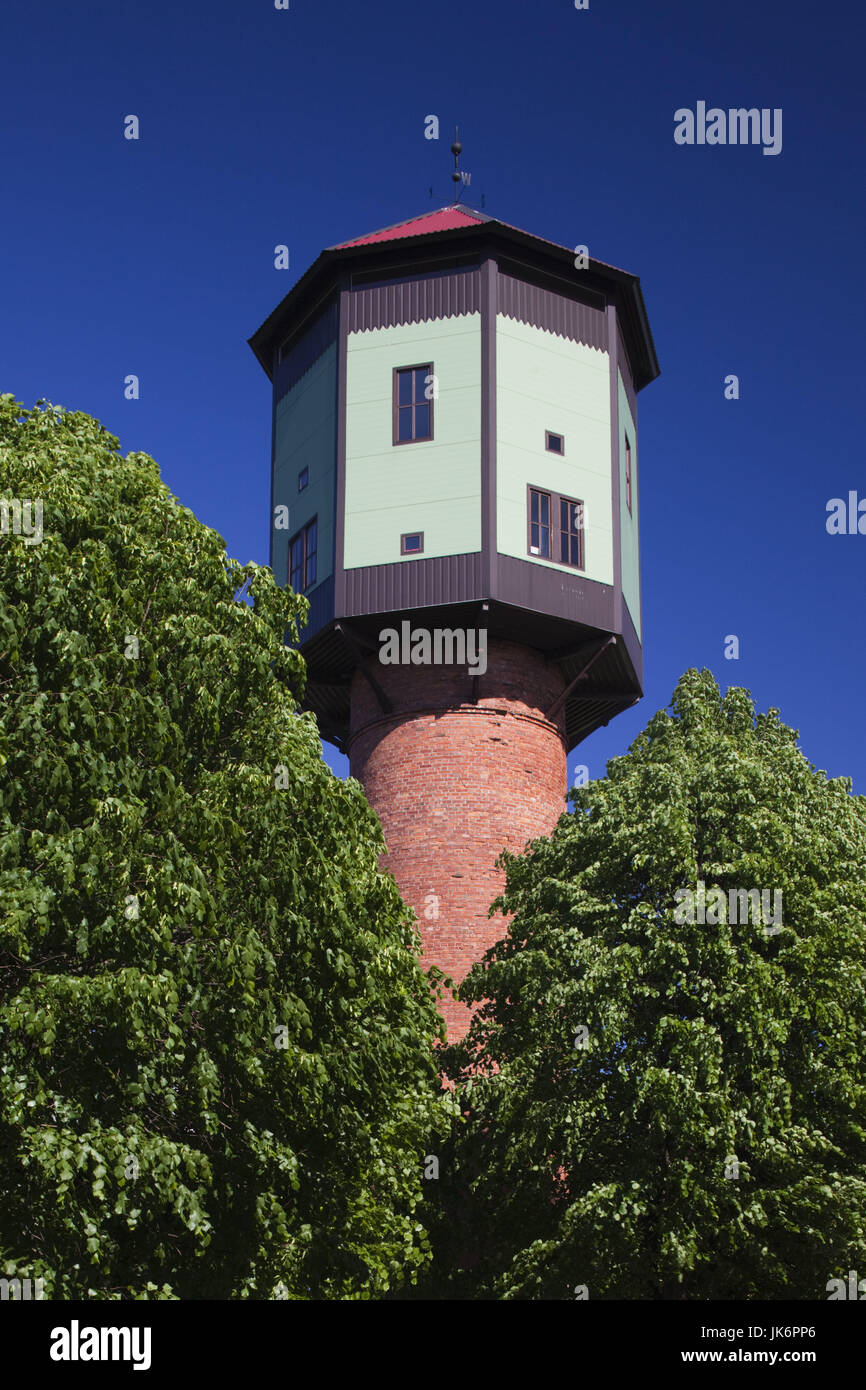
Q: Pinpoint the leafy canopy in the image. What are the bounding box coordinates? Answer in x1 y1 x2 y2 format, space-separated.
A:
0 397 452 1300
433 671 866 1299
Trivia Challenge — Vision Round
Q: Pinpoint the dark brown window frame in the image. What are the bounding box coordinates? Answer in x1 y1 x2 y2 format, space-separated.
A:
527 485 552 560
400 531 425 556
526 484 585 571
625 434 633 514
393 363 434 446
289 515 318 593
545 430 565 455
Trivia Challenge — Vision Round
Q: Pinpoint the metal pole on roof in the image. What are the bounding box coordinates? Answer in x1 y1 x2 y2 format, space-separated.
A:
451 127 462 203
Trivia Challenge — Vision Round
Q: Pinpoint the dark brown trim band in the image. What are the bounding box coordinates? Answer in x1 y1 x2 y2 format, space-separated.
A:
607 302 623 639
348 266 480 332
480 257 497 596
498 270 608 350
333 284 350 616
344 550 483 616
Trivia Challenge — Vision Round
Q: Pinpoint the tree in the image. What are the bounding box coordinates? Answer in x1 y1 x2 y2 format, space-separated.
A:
0 397 452 1299
431 670 866 1299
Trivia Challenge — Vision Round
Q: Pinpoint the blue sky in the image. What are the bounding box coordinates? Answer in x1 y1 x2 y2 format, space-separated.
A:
2 0 863 793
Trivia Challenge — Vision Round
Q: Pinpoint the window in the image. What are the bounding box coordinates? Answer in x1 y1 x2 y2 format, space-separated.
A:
545 430 565 455
529 488 551 557
298 466 309 492
528 487 584 570
393 364 434 444
625 435 633 514
289 517 317 592
400 531 424 555
560 497 584 568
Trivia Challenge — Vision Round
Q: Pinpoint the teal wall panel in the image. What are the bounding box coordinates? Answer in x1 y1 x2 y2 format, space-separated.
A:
344 315 482 568
272 343 337 589
617 368 641 639
496 316 613 586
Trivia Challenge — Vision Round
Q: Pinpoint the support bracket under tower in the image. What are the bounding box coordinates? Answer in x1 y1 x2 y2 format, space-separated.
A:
545 634 617 722
334 622 393 718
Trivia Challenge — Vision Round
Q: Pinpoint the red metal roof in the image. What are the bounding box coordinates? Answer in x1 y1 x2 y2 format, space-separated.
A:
333 205 487 248
332 204 632 277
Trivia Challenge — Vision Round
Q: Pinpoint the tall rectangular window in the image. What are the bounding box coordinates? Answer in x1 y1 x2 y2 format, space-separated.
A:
529 488 551 558
560 497 584 568
393 364 434 444
625 435 632 514
289 516 317 592
305 518 317 587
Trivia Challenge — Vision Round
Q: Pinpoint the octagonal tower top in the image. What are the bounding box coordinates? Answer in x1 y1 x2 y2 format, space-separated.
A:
249 206 659 753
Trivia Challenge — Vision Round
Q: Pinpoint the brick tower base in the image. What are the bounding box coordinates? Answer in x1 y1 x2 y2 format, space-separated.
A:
348 638 567 1041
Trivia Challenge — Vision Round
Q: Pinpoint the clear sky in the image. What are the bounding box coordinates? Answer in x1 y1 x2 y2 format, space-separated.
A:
2 0 864 793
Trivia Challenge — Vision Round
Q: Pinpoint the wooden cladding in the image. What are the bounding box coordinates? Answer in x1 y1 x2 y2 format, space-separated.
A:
347 267 480 332
498 271 608 350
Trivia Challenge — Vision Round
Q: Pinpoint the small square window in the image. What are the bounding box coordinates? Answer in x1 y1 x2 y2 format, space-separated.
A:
298 467 309 492
400 531 424 555
545 431 565 455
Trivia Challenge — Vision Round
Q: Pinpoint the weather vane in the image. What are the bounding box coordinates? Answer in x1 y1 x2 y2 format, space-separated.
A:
451 127 470 202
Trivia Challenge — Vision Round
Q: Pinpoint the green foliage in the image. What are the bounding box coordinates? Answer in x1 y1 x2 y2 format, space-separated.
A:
0 397 452 1299
429 670 866 1299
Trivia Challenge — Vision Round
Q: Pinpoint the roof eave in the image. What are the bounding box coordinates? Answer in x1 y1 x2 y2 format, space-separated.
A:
248 217 659 389
247 246 344 377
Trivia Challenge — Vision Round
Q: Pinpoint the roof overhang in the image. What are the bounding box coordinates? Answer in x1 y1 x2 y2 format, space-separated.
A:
248 208 660 390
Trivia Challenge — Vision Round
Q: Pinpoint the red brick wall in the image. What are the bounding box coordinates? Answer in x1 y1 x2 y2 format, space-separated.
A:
348 639 567 1041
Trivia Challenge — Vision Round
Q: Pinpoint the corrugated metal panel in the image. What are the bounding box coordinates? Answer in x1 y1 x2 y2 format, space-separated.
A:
620 584 643 684
333 206 633 277
275 301 338 403
496 553 615 633
348 268 480 332
617 320 638 424
498 273 608 350
335 205 487 248
344 552 483 616
295 574 335 645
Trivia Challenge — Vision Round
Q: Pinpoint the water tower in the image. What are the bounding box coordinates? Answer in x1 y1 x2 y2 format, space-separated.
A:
249 187 659 1040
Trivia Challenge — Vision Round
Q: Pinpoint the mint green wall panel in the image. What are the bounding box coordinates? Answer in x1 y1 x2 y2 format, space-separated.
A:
617 369 641 639
272 344 337 589
344 316 481 568
496 316 613 586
